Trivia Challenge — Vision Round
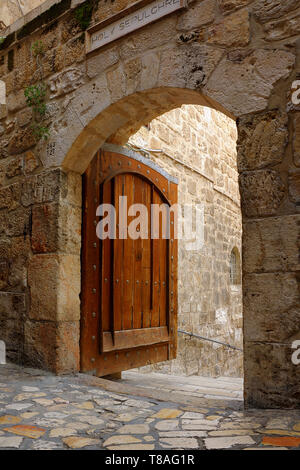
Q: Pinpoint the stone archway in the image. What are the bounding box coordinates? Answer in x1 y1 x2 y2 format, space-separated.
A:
0 0 299 409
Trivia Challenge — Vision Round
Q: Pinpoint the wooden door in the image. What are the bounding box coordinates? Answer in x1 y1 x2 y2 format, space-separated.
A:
81 144 178 376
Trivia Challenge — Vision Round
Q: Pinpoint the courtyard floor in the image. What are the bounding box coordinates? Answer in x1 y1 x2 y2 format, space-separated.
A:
0 363 299 450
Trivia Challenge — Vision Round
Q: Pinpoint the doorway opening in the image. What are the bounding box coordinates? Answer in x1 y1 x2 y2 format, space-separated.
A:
81 101 243 404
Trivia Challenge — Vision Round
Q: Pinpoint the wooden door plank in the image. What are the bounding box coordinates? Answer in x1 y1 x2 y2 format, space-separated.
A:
123 173 135 330
113 174 123 333
102 326 169 352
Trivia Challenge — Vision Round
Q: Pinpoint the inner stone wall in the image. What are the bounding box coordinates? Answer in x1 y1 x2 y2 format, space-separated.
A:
128 105 243 377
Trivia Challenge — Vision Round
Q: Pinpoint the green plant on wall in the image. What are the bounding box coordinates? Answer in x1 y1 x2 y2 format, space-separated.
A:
0 37 5 46
74 0 99 30
24 41 49 141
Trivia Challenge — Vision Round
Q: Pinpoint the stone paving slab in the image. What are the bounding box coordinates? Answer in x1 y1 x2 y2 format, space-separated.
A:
0 363 300 450
121 371 244 400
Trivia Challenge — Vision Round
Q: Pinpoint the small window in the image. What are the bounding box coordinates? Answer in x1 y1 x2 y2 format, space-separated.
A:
230 248 241 285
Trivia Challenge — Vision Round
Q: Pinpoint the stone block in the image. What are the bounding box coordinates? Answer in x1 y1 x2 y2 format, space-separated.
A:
21 169 67 206
28 254 80 322
243 272 300 343
49 66 86 99
0 292 26 321
292 113 300 167
288 171 300 204
244 341 300 408
7 89 27 113
1 206 30 237
177 0 216 31
6 156 23 178
239 169 285 217
158 44 223 89
262 8 300 42
87 47 119 79
0 182 21 210
206 8 250 48
8 127 36 155
217 0 251 14
64 36 85 67
237 110 288 171
243 215 300 273
205 50 295 116
252 0 299 23
31 202 81 254
24 320 80 373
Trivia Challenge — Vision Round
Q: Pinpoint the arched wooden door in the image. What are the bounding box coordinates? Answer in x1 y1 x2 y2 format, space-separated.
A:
81 144 178 376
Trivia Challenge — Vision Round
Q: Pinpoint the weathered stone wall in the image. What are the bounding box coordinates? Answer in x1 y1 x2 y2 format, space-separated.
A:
128 105 243 377
0 1 47 30
0 0 299 408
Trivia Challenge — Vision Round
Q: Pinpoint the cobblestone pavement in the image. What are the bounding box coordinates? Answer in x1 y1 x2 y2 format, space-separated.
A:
0 363 300 450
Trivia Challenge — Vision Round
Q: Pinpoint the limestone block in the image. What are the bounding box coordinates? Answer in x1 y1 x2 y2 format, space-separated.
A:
205 8 250 48
124 58 142 96
49 66 86 99
64 36 85 67
217 0 251 14
8 127 36 155
87 47 119 79
288 171 300 204
16 108 32 128
205 50 295 116
0 104 7 120
71 73 110 127
118 16 177 61
261 8 300 42
31 202 81 254
24 150 39 174
292 114 300 166
243 273 300 342
0 182 21 210
107 65 126 103
177 0 216 31
7 90 27 113
243 215 300 274
158 44 223 89
1 206 30 237
0 292 26 321
42 46 65 77
24 320 80 373
244 341 300 409
140 53 160 91
237 111 288 171
6 156 23 178
28 254 80 322
239 169 285 217
21 169 66 207
252 0 299 23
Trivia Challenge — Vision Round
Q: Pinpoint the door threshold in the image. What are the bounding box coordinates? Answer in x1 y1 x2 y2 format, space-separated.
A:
76 372 243 411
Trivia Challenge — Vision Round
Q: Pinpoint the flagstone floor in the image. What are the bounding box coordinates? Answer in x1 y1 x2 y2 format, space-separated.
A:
121 371 244 402
0 363 300 450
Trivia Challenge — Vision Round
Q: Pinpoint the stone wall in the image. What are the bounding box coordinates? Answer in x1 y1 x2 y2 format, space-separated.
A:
0 1 47 30
0 0 299 408
128 105 243 377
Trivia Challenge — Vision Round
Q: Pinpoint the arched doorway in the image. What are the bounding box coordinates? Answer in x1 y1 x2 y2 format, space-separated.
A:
80 99 243 401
